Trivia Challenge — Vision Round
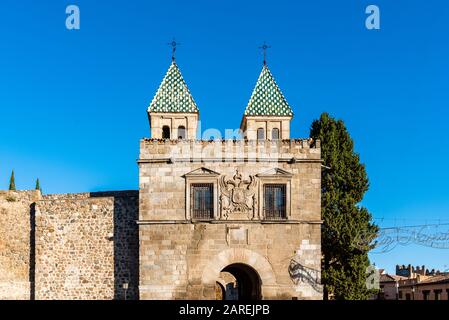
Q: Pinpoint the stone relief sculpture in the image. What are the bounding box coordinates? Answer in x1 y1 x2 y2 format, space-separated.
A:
219 170 258 220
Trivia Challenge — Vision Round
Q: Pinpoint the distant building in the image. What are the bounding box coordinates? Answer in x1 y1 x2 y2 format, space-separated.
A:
396 264 442 278
377 264 449 300
398 274 449 300
377 273 406 300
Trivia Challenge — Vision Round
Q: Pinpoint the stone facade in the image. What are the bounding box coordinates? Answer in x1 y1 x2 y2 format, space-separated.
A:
138 139 323 300
241 116 292 140
149 112 199 140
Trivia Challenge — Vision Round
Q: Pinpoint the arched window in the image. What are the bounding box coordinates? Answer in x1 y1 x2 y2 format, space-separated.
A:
272 128 280 140
162 126 170 139
178 126 186 139
257 128 265 140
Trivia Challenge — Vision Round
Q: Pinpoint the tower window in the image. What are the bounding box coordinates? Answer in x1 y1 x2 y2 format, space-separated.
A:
272 128 280 140
191 184 214 219
257 128 265 140
178 126 186 139
162 126 170 139
264 184 286 220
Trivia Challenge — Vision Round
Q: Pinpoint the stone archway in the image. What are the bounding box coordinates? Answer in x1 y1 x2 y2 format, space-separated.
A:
202 248 277 300
218 263 262 300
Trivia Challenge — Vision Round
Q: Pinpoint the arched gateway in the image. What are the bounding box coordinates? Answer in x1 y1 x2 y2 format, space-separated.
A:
216 263 261 300
202 249 277 300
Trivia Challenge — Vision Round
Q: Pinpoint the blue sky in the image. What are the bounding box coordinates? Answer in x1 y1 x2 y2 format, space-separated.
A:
0 0 448 273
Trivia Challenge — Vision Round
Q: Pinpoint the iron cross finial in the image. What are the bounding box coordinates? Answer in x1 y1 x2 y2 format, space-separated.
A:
168 38 181 61
259 41 271 65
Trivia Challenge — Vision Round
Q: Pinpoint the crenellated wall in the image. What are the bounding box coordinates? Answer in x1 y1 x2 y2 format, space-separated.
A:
139 138 320 161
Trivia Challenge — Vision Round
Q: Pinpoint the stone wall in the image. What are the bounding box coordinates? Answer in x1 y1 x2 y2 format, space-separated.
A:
138 139 322 300
34 191 138 300
139 223 322 300
138 139 321 222
149 112 198 140
139 138 320 161
0 190 40 300
243 116 292 140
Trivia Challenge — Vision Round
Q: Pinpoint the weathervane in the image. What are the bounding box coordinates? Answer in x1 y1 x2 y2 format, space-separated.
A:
168 38 181 61
259 41 271 65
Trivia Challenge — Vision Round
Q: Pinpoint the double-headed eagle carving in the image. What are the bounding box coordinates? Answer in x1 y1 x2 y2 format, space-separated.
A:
219 170 258 219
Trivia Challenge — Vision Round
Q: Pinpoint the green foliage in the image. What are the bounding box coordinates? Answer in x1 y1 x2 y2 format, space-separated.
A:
310 113 378 300
35 178 42 193
5 195 17 202
8 170 16 191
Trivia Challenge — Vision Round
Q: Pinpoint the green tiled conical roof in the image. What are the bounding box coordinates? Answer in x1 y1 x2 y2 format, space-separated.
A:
244 65 293 117
148 61 199 113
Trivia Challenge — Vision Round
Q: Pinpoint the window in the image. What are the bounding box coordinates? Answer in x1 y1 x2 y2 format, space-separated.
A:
446 289 449 300
191 184 214 219
405 293 411 300
264 184 287 220
434 289 442 301
423 290 430 300
178 126 186 139
399 291 403 299
162 126 170 139
257 128 265 140
272 128 280 140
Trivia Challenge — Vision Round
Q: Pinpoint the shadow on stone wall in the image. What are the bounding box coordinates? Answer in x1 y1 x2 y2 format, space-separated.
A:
91 191 139 300
29 203 36 300
288 259 322 294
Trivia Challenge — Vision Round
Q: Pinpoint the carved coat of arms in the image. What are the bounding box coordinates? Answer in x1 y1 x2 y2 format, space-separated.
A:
219 170 258 220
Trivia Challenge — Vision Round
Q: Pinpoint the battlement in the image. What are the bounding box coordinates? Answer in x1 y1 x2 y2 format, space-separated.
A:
396 264 443 277
139 138 321 162
0 190 41 202
41 190 138 201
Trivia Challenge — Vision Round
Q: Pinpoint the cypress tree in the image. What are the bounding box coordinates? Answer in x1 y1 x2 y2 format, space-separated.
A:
35 178 42 193
310 113 378 300
9 170 16 191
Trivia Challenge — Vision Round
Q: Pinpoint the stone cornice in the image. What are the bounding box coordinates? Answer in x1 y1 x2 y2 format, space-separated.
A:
137 157 323 164
136 219 323 225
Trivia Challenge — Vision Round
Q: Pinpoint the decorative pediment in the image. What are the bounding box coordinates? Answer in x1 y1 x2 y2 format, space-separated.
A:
256 168 293 178
183 167 220 178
